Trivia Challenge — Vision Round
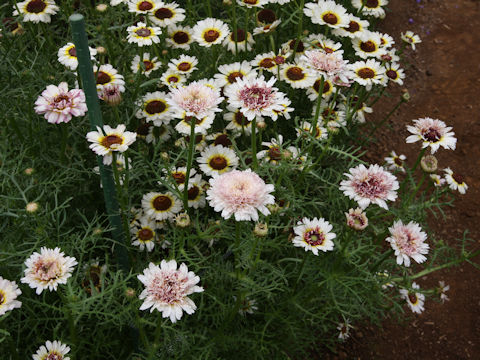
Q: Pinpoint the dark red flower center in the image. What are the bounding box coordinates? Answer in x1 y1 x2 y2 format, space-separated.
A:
138 228 154 241
153 195 172 211
204 29 220 43
286 67 305 81
360 40 376 52
209 156 228 170
154 7 173 19
101 135 123 148
26 0 47 13
173 31 189 44
145 100 166 114
322 12 338 25
304 228 325 246
357 68 375 79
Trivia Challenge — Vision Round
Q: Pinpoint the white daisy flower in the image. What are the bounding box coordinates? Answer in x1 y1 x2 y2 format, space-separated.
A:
340 164 399 210
384 151 406 172
174 113 215 135
438 281 450 303
128 0 156 14
159 69 187 88
293 217 336 255
146 124 172 144
32 340 70 360
137 260 204 323
406 118 457 154
131 216 157 252
186 174 207 209
168 55 198 75
399 282 425 314
257 136 285 164
21 247 77 295
303 1 349 29
192 18 230 47
0 277 22 316
166 25 193 50
13 0 59 24
444 168 468 194
237 0 267 7
224 106 254 134
352 0 389 18
149 1 186 27
352 31 386 59
126 22 161 47
281 64 316 89
198 144 239 177
307 77 335 101
296 121 328 141
251 52 279 73
141 191 182 221
401 31 422 50
386 220 429 267
430 174 445 187
162 166 197 190
349 59 386 90
332 15 369 38
57 42 97 71
131 53 161 77
252 19 282 35
214 61 257 88
383 62 405 85
86 124 137 165
93 64 125 94
337 319 353 340
136 91 173 126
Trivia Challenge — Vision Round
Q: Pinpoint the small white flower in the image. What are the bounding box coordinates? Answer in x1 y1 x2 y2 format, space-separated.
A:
32 340 70 360
292 217 336 255
0 277 22 316
399 282 425 314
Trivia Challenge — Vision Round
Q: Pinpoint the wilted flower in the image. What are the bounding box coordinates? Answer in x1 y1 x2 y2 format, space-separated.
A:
32 340 70 360
293 217 336 255
206 169 275 221
399 282 425 314
99 84 123 106
21 247 77 295
0 277 22 316
34 82 87 124
175 213 191 228
137 260 204 323
406 118 456 154
254 222 268 237
385 220 429 267
345 208 368 230
340 164 399 210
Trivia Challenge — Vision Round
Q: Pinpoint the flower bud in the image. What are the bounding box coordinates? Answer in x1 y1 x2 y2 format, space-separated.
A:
401 90 410 102
345 208 368 230
26 202 39 213
24 167 34 175
175 213 191 228
96 4 108 11
420 155 438 173
96 46 107 54
125 287 136 299
254 223 268 237
256 120 266 129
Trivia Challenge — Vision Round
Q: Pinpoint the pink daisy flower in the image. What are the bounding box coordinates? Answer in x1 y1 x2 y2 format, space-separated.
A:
385 220 429 267
340 164 399 210
224 75 289 121
168 81 224 120
34 82 87 124
206 169 275 221
406 117 456 154
137 260 204 323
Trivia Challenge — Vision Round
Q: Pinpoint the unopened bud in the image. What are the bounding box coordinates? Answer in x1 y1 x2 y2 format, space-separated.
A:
420 155 438 173
93 228 103 235
256 120 266 129
267 203 281 214
96 4 108 11
24 167 34 175
254 223 268 237
160 152 169 161
125 288 136 299
162 50 169 55
96 46 106 54
175 213 191 228
401 90 410 102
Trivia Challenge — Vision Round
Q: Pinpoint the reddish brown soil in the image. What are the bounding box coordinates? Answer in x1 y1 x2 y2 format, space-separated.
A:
331 0 480 358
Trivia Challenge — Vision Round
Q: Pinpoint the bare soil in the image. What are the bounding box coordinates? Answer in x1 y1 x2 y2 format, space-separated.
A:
330 0 480 358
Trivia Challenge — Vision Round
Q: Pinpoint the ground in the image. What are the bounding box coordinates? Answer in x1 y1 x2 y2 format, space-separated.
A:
330 0 480 358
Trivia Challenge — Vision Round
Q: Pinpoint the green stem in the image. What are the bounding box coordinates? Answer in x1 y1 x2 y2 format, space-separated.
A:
292 252 308 293
412 147 426 172
183 118 197 210
371 249 394 273
60 123 68 163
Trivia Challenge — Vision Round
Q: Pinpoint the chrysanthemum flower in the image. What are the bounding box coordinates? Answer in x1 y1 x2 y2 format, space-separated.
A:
399 282 425 314
349 59 385 90
137 260 204 323
444 168 468 194
159 69 187 88
57 42 97 71
175 114 215 135
352 0 389 18
94 64 125 94
401 31 422 50
198 144 239 176
168 55 198 76
136 91 173 126
406 117 457 154
386 220 429 267
251 52 278 73
332 15 369 38
383 62 405 85
352 31 386 59
168 81 224 120
192 18 230 47
281 64 316 89
21 247 77 295
131 216 157 252
13 0 59 23
141 191 182 221
300 50 350 83
303 1 349 29
224 75 288 121
163 166 196 190
207 169 275 221
149 1 185 27
223 28 255 53
384 150 406 172
345 208 368 230
186 174 207 209
126 22 161 47
128 0 156 14
32 340 70 360
86 125 136 165
340 164 399 210
224 106 253 134
34 82 87 124
166 25 193 49
214 61 257 88
0 277 22 316
293 217 336 255
337 319 353 340
305 34 343 55
257 136 285 164
131 53 160 77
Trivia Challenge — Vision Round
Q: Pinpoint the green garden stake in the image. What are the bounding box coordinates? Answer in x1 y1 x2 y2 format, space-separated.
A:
69 13 129 272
